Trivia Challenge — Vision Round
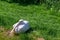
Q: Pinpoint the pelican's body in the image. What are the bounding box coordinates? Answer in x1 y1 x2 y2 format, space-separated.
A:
13 19 30 33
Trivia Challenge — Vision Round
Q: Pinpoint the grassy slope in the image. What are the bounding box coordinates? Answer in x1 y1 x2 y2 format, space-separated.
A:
0 1 60 40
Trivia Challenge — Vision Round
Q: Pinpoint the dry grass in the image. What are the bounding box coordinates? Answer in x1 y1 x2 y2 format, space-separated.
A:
37 38 45 40
0 26 16 40
0 26 13 37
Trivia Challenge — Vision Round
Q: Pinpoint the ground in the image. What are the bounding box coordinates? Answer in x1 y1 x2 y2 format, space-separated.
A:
0 1 60 40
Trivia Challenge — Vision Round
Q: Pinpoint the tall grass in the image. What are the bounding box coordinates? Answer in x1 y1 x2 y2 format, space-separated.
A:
0 0 60 40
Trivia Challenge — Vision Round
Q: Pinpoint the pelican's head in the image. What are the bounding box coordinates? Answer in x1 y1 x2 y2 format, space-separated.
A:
19 19 24 22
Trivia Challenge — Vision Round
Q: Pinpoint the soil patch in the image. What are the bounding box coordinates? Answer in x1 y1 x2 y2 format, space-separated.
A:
0 26 11 37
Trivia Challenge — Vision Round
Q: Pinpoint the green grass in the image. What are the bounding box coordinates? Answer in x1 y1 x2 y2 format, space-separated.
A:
0 1 60 40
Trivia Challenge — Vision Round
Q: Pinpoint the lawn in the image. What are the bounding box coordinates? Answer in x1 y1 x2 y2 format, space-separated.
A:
0 1 60 40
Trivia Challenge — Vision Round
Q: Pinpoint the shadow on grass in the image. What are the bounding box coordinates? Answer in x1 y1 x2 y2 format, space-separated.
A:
47 29 57 37
0 0 46 6
25 28 33 33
